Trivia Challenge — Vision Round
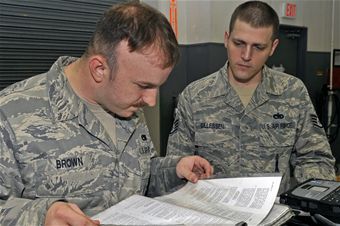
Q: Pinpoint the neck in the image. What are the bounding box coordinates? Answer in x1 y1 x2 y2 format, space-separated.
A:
227 67 261 88
64 58 97 104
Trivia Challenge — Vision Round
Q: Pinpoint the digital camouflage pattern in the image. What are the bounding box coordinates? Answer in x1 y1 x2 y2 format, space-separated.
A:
167 62 336 194
0 56 181 226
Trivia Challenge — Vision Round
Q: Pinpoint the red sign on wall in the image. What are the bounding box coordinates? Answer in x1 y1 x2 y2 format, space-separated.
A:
169 0 178 38
282 2 296 18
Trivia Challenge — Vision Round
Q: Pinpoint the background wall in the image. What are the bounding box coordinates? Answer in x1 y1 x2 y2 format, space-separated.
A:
0 0 126 89
144 0 339 49
142 0 340 161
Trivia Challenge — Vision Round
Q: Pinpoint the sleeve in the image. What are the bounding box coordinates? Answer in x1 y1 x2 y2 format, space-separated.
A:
146 155 185 197
147 88 203 197
166 88 197 156
0 111 60 226
292 81 336 183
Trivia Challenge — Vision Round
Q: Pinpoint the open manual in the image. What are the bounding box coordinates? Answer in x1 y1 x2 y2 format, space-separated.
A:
92 175 293 225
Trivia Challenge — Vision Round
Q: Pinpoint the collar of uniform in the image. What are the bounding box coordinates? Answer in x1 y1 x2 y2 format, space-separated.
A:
116 110 141 134
220 62 287 97
184 61 230 101
202 61 231 99
243 65 289 113
76 101 138 152
47 56 80 122
261 65 289 96
221 61 245 111
115 111 141 151
47 56 140 144
78 101 140 139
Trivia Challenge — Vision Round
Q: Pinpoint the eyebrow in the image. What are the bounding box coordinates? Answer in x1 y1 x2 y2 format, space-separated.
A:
232 37 268 47
136 81 159 88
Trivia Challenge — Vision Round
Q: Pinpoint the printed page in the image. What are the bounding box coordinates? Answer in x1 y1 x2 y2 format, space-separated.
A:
156 176 281 226
92 194 237 225
258 203 293 226
92 176 281 225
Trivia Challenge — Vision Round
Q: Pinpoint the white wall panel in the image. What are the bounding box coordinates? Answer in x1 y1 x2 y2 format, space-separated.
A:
144 0 339 51
300 0 333 52
334 0 340 49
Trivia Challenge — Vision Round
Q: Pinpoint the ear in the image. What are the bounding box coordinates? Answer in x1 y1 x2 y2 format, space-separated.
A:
224 32 229 48
269 38 279 56
89 55 109 83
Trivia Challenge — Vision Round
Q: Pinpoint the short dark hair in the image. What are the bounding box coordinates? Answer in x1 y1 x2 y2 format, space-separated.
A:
229 1 279 40
85 1 179 70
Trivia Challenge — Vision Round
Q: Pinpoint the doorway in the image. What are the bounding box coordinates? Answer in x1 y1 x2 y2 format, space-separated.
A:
266 25 307 81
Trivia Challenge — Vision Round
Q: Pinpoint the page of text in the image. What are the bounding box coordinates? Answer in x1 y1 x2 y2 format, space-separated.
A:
92 176 281 225
156 176 281 225
92 194 237 225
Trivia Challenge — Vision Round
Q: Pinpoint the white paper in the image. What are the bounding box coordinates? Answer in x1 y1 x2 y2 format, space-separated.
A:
259 204 293 226
92 176 282 226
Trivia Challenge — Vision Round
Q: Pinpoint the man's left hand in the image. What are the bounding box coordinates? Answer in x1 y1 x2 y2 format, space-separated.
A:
176 156 213 183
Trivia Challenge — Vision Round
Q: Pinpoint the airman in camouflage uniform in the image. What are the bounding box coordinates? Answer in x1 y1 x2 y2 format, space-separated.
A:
167 63 336 194
0 2 212 226
0 56 175 225
166 1 335 195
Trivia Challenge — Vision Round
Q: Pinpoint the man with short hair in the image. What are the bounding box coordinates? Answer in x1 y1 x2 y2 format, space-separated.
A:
0 2 212 226
167 0 335 194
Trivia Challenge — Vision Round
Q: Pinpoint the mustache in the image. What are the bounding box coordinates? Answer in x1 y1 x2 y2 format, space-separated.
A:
134 101 147 108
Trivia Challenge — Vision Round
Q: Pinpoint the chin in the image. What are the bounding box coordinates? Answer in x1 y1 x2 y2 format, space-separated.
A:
116 110 136 118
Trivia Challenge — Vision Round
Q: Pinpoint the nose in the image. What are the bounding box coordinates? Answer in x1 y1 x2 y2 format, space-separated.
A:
143 88 158 107
241 45 252 61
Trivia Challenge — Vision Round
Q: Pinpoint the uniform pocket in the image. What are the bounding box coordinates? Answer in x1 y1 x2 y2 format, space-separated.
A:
257 126 295 178
258 122 296 147
35 167 115 198
118 153 151 198
194 130 239 176
32 148 116 198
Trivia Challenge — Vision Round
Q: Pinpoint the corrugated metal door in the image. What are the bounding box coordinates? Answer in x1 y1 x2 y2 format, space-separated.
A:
0 0 126 90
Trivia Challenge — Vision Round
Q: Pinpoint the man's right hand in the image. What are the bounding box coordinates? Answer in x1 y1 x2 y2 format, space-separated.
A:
45 201 100 226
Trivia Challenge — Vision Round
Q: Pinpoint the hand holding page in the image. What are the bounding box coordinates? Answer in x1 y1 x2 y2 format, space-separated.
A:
92 176 290 225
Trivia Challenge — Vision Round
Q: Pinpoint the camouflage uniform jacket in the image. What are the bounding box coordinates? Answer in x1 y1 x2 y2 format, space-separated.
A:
0 56 181 226
167 62 335 194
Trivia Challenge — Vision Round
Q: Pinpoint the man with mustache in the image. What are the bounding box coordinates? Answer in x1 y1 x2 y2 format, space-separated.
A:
166 0 335 194
0 2 212 226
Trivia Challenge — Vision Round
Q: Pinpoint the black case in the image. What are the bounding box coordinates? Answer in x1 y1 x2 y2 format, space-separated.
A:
279 178 340 223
